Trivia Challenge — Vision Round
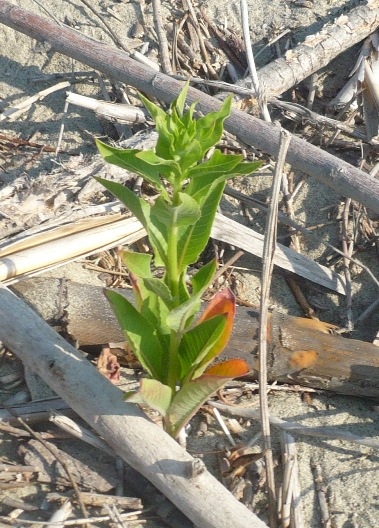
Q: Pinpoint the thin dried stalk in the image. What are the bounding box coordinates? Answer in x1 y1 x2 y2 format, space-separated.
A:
280 432 304 528
77 0 131 54
258 129 291 526
0 511 142 526
240 0 270 121
0 216 145 284
152 0 172 74
0 81 70 122
311 459 332 528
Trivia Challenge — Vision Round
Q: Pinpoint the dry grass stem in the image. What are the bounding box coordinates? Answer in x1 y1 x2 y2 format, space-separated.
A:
152 0 172 74
280 432 305 528
0 82 70 122
258 128 291 526
240 0 271 121
311 459 332 528
77 0 131 54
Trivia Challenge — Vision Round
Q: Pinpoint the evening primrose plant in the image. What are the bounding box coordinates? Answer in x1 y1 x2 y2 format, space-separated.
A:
96 84 260 438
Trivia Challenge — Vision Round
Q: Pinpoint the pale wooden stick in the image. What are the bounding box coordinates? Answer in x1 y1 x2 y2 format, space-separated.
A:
66 92 146 124
0 286 268 528
46 500 72 528
0 512 143 526
253 1 379 97
280 432 305 528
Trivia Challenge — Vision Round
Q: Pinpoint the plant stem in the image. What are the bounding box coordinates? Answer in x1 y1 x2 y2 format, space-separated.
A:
167 192 181 391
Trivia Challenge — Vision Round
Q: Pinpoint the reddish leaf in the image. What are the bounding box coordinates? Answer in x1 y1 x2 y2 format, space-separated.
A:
204 359 250 378
192 289 236 375
199 288 236 323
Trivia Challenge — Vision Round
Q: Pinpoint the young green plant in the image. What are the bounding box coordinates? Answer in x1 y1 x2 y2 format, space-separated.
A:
96 84 260 438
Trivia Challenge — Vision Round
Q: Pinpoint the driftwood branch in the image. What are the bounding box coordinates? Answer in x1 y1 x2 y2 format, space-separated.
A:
1 1 379 212
0 284 267 528
254 0 379 97
12 279 379 399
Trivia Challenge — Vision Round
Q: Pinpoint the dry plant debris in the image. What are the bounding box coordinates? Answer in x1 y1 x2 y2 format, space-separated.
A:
0 0 379 527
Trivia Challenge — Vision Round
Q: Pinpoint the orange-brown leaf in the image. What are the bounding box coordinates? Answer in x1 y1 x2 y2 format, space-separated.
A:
196 288 235 362
204 358 250 378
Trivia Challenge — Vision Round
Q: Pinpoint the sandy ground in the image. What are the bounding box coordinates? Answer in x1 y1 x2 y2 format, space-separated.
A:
1 0 379 527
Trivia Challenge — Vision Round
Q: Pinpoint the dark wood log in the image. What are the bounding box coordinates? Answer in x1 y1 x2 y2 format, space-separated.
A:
12 279 379 399
1 1 379 213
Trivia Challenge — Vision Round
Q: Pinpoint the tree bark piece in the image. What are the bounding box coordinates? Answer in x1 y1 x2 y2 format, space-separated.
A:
1 1 379 212
0 284 267 528
12 279 379 399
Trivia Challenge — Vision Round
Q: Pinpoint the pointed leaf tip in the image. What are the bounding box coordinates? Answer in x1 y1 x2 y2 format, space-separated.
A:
198 288 236 323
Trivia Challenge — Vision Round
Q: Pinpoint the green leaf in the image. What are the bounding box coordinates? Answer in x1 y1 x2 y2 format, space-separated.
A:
194 96 232 156
152 194 200 228
136 150 180 180
95 177 168 266
126 379 173 416
95 140 169 199
173 81 190 115
120 251 152 278
139 92 167 123
180 101 197 129
187 151 261 195
106 289 168 382
177 181 225 270
166 358 249 437
166 261 217 333
191 259 216 295
141 277 173 306
178 314 226 379
139 94 178 161
129 274 171 333
95 177 149 228
166 295 202 334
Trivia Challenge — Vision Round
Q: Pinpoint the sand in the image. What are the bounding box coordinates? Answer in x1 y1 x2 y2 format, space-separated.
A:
0 0 378 526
